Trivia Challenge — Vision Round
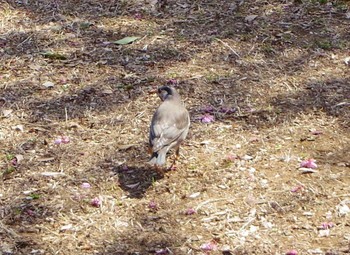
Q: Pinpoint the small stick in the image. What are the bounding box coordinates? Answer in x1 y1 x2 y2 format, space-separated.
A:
195 198 227 211
65 107 68 124
215 38 240 58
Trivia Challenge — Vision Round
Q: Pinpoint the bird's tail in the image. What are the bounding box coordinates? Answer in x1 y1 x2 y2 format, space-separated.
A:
148 150 166 166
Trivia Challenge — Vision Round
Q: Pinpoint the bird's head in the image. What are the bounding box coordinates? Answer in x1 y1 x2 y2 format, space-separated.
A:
157 86 180 101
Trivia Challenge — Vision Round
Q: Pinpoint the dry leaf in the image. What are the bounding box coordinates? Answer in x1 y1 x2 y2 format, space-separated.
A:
41 172 65 176
2 109 13 117
12 125 24 132
102 89 113 94
40 52 67 60
318 229 330 237
37 157 55 162
116 144 137 150
337 202 350 216
242 155 253 161
344 57 350 65
308 248 323 254
60 224 73 232
245 15 258 22
113 36 140 45
299 168 318 174
125 183 140 188
43 81 54 88
189 192 201 198
15 155 24 164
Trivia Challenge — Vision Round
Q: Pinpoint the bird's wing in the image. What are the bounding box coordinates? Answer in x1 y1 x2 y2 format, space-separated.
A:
150 108 189 152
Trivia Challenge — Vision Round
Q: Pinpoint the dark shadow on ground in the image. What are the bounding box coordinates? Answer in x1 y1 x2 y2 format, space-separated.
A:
3 0 349 125
96 218 188 255
5 0 349 71
0 183 57 254
0 74 151 121
269 76 350 128
194 75 349 130
114 164 164 199
322 145 350 167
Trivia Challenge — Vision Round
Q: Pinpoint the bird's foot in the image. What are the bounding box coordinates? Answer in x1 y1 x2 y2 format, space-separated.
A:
168 162 177 171
151 165 166 176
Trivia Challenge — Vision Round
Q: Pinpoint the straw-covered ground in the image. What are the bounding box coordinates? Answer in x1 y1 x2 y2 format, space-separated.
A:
1 0 349 254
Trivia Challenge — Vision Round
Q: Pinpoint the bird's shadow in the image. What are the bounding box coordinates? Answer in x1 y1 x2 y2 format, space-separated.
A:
113 164 164 198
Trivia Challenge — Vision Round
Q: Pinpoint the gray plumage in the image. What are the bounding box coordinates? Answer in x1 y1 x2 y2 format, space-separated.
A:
149 86 190 166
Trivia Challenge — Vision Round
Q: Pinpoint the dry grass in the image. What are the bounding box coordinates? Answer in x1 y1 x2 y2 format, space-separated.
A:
1 0 350 254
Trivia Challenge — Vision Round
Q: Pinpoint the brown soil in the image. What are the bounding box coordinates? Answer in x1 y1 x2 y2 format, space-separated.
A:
1 0 349 254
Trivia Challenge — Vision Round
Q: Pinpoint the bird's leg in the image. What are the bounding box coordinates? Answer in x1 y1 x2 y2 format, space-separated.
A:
154 165 165 176
175 146 180 161
169 147 180 171
148 146 153 155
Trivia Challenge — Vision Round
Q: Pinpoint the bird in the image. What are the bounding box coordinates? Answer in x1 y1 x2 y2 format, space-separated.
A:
148 86 190 170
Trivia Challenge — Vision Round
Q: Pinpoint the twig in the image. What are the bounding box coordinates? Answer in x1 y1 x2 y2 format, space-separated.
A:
17 34 33 47
215 38 240 58
238 216 255 232
332 193 350 198
332 102 350 108
195 198 227 211
0 222 20 238
65 107 68 124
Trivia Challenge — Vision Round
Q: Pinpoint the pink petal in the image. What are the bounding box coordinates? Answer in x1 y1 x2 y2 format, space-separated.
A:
155 248 169 254
134 13 142 20
54 138 62 144
54 136 70 145
286 250 298 255
226 154 238 161
91 197 101 207
320 222 334 229
61 136 70 144
291 185 304 193
81 182 91 189
167 79 177 85
149 201 158 209
200 241 217 251
11 158 18 166
300 159 317 169
185 208 196 215
26 209 35 216
201 114 215 123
